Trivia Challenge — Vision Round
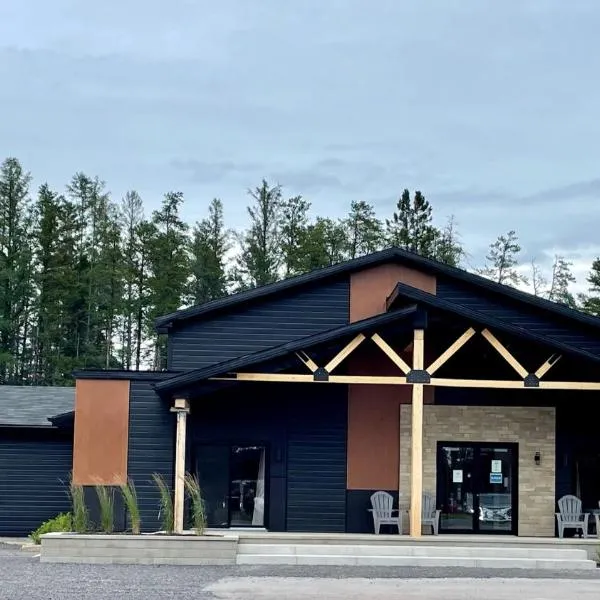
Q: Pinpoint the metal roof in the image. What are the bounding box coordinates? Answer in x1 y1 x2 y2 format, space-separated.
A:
0 385 75 426
154 305 421 395
155 247 600 333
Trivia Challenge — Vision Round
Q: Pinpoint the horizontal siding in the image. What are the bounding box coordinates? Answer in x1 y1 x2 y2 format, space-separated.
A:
168 279 349 371
0 432 72 536
128 381 174 532
437 278 600 357
286 387 347 533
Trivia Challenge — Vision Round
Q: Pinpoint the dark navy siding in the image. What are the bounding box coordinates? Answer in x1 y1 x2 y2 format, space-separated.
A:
168 279 349 371
0 429 72 536
128 380 174 532
188 383 348 533
190 384 288 531
437 278 600 357
286 386 347 533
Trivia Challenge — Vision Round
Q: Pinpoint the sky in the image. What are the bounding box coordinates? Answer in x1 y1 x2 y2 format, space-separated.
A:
1 1 599 292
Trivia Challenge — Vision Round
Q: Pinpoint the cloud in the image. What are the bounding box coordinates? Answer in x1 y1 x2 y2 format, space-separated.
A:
170 159 261 184
523 179 600 204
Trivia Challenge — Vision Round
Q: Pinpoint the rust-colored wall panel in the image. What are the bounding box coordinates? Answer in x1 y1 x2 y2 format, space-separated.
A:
349 263 436 322
346 345 435 490
347 385 401 490
73 379 130 485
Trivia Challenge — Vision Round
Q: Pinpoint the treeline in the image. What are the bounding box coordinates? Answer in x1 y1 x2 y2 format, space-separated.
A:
0 157 598 385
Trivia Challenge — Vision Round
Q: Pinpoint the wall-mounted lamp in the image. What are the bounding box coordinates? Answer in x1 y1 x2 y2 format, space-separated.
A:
534 451 541 466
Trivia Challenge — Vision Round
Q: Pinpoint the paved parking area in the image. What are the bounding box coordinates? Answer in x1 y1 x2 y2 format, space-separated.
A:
2 545 599 599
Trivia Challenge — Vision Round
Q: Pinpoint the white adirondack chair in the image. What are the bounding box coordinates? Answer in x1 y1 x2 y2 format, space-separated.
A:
369 491 402 534
422 492 441 535
556 495 589 538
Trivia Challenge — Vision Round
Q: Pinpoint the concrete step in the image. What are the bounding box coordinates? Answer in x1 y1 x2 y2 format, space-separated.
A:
235 544 597 570
236 553 596 569
237 543 589 560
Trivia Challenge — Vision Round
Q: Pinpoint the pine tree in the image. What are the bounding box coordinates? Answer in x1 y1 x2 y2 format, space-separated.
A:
386 189 438 257
432 216 464 267
582 258 600 316
234 180 282 289
530 259 548 297
295 217 347 271
281 195 310 277
0 158 35 383
119 192 143 369
189 198 230 304
146 191 190 369
547 255 576 307
66 173 112 364
478 230 528 287
344 200 383 259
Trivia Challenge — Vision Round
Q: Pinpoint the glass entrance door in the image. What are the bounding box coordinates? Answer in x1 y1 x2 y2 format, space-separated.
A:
195 444 267 528
437 442 517 534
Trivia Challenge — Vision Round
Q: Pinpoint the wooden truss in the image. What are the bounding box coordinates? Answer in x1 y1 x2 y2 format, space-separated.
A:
207 325 600 539
214 326 600 391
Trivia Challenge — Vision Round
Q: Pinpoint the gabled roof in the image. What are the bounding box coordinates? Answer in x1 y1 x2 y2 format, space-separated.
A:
388 283 600 364
0 385 75 427
155 247 600 333
154 305 421 394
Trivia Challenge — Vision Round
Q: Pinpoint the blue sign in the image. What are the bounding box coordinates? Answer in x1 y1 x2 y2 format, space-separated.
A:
489 472 503 484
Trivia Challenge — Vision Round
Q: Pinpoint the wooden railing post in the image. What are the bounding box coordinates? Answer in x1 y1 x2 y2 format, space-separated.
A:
410 329 424 537
170 398 190 534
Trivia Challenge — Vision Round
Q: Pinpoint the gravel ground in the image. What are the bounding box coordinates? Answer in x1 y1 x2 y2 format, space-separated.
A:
1 544 599 600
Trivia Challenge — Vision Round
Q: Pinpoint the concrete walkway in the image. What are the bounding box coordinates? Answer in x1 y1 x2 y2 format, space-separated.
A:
207 577 600 599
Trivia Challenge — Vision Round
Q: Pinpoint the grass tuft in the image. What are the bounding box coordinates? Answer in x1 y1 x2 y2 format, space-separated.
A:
120 478 141 534
152 473 174 534
184 472 207 535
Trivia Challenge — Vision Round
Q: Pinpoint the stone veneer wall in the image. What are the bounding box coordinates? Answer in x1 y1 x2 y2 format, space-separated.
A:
399 405 556 537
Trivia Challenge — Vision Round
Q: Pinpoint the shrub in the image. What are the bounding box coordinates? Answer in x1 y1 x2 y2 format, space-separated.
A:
152 473 174 534
184 473 207 535
70 477 89 533
120 478 141 534
95 485 115 534
30 513 72 545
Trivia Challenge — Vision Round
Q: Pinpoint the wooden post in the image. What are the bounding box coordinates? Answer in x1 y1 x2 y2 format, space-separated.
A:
410 329 424 537
170 398 190 534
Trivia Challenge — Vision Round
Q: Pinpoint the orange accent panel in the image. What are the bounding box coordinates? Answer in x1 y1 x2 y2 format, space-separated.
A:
346 346 435 490
73 379 130 485
350 263 436 322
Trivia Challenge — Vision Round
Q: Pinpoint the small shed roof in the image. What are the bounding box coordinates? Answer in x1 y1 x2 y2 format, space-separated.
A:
0 385 75 427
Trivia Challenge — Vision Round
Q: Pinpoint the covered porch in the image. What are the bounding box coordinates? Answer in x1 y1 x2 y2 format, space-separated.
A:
156 293 600 539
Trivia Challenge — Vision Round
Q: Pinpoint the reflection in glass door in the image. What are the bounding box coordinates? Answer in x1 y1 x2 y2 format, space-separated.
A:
196 444 267 528
437 442 517 534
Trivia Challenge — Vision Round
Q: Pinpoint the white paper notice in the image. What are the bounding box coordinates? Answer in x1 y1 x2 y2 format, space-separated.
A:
491 460 502 473
452 469 463 483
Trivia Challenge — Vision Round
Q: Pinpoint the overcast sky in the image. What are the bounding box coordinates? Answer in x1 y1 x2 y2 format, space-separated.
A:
1 1 599 291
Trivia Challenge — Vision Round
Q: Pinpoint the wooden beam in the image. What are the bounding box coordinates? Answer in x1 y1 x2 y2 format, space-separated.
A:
213 372 408 385
410 327 425 537
324 334 366 373
170 398 190 534
535 354 561 379
413 329 425 370
211 372 600 390
426 327 476 375
481 329 529 378
538 380 600 391
295 351 319 373
430 377 525 389
371 333 411 374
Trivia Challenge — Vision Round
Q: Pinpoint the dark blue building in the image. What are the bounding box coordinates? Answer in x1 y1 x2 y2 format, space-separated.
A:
72 248 600 537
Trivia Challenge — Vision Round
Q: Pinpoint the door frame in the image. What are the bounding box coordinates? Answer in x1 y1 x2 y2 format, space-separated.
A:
436 441 519 535
193 442 270 529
